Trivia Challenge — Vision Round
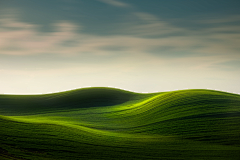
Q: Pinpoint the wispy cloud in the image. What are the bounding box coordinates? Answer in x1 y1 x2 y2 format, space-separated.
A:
197 15 240 24
117 12 186 37
0 12 240 70
97 0 130 8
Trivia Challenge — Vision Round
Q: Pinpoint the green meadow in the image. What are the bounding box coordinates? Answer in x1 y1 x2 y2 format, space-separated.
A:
0 87 240 159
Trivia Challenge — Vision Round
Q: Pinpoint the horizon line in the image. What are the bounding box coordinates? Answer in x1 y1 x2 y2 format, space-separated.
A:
1 86 240 95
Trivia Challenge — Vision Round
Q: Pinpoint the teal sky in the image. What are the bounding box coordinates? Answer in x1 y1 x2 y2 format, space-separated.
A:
0 0 240 94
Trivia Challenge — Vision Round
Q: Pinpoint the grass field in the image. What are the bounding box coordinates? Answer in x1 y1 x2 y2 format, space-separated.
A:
0 87 240 159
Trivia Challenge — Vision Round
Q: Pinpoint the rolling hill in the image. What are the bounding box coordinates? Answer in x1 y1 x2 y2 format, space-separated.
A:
0 87 240 159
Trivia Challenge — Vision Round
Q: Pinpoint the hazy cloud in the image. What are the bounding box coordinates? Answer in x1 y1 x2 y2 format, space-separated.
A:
119 12 186 37
0 13 240 62
98 0 130 7
1 12 240 68
197 15 240 24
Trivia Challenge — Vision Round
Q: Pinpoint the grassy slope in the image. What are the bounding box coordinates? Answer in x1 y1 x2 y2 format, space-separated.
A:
0 87 240 159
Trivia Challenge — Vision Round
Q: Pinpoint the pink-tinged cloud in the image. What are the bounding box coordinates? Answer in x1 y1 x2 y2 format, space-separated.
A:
1 16 240 58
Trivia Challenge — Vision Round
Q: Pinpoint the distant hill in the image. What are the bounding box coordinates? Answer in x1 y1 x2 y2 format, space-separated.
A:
0 87 157 115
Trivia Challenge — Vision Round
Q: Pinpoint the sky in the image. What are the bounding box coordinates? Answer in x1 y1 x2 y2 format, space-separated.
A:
0 0 240 94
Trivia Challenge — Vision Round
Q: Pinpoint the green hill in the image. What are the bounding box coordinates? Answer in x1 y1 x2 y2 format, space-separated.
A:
0 87 157 115
0 87 240 159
